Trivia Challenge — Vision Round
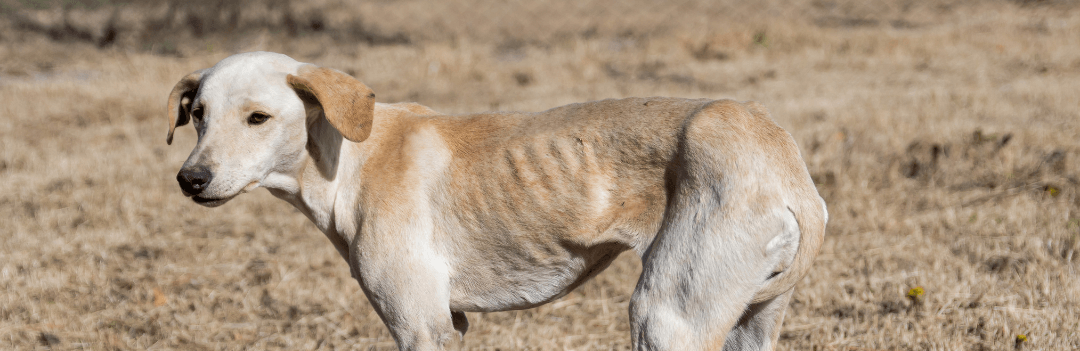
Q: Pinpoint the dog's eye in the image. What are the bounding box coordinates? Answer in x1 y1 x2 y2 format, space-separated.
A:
248 112 271 125
191 107 204 122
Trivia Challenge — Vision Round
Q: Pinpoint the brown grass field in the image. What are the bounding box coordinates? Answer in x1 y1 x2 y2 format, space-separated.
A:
1 0 1079 349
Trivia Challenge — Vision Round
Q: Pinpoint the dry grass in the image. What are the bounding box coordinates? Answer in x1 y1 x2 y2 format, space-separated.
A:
2 0 1079 349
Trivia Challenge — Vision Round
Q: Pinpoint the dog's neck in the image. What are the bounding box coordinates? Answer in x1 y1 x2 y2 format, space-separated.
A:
268 114 351 238
266 115 360 264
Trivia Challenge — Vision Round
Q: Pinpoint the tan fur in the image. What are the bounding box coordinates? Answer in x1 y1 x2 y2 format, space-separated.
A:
287 65 377 142
169 52 827 351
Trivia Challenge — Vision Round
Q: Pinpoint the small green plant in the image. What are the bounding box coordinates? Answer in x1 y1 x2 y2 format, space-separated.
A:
753 31 768 48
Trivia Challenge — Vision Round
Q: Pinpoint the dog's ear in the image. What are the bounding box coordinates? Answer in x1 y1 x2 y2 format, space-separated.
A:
166 69 206 145
287 65 376 143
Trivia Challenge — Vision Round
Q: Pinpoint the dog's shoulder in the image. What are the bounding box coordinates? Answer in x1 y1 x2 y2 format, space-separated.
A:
376 102 441 118
367 102 445 144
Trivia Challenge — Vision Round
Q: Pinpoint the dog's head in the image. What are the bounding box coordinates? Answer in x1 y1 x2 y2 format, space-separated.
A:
166 51 375 206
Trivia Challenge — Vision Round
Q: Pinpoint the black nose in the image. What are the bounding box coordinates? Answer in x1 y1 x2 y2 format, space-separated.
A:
177 165 213 196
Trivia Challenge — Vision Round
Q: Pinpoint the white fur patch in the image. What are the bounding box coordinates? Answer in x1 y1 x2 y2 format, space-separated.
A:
588 172 612 218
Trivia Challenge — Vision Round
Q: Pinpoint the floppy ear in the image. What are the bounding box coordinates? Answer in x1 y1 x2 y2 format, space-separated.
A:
166 69 206 145
287 65 376 142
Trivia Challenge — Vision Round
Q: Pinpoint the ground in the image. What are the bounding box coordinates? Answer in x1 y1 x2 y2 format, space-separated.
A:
0 0 1078 349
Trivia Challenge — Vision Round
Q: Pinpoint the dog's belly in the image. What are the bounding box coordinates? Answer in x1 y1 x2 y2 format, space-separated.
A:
443 232 629 312
439 175 655 312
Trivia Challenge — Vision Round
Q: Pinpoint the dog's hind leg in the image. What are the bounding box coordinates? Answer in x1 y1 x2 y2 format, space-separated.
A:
629 100 806 351
724 211 801 351
628 184 786 350
722 289 794 351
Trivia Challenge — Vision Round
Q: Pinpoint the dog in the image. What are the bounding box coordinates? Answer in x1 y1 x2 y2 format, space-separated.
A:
167 51 826 350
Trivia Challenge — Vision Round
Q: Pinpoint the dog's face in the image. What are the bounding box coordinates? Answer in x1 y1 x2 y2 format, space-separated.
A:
167 52 376 207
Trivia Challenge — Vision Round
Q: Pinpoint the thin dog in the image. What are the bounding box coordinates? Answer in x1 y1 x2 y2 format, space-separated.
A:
167 51 827 351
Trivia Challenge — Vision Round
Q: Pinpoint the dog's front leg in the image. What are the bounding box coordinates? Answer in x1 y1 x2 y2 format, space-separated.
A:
352 249 459 350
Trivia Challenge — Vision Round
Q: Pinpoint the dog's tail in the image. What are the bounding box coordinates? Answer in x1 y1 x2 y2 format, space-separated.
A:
750 198 827 304
727 101 828 305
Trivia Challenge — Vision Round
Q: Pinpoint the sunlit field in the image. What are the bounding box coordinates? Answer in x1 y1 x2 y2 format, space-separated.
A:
1 0 1078 349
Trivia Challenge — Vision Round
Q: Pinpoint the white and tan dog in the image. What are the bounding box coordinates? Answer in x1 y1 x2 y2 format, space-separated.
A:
167 51 826 351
